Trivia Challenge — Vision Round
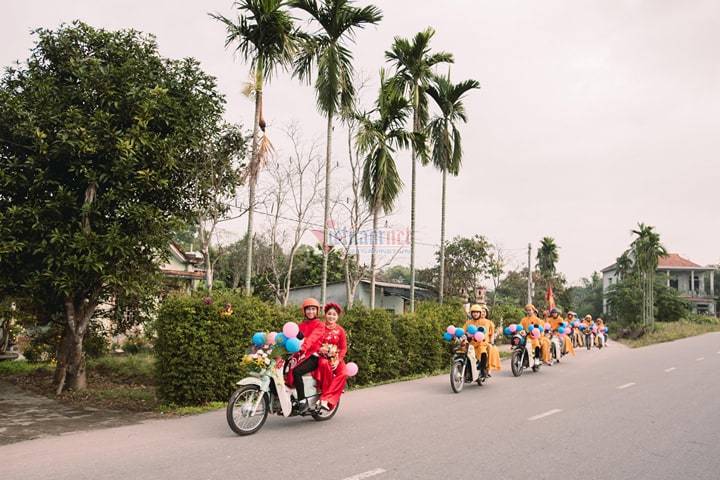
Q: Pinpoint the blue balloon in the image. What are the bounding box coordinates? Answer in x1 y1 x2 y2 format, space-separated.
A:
504 327 512 336
252 332 266 347
516 325 524 332
538 326 544 333
579 324 586 331
558 327 566 334
455 328 465 338
275 333 286 345
467 325 478 335
442 332 453 342
285 337 301 353
604 327 609 333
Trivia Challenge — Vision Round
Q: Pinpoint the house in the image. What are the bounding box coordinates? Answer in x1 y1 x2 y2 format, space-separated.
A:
286 279 437 314
601 253 717 315
161 243 205 292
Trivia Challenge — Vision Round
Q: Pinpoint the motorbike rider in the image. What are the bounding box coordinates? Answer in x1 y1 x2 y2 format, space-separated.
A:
520 304 544 367
287 298 325 413
582 314 594 348
567 311 583 347
595 317 606 347
463 304 501 378
314 302 347 411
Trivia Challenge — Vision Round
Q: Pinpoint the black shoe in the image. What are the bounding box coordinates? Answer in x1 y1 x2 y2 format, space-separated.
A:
296 399 310 414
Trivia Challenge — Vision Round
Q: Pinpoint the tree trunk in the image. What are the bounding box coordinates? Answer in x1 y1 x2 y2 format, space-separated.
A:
410 87 420 313
203 244 213 292
321 112 333 306
438 167 447 303
55 297 96 393
370 208 378 309
245 67 263 297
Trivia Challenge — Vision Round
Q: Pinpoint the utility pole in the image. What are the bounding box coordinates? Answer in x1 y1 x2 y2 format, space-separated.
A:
527 243 532 305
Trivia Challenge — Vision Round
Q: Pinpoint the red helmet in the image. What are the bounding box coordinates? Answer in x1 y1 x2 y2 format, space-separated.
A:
324 302 343 315
301 298 320 311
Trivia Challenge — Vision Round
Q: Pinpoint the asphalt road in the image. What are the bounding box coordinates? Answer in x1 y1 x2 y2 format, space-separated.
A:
3 333 720 480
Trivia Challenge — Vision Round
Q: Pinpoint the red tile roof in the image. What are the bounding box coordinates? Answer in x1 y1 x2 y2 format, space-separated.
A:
657 253 702 269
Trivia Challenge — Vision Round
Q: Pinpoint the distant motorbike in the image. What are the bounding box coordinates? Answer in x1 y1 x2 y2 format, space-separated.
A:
227 356 338 436
510 334 541 377
450 338 487 393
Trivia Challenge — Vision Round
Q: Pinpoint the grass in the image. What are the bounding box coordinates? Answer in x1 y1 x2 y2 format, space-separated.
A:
0 360 50 376
617 320 720 348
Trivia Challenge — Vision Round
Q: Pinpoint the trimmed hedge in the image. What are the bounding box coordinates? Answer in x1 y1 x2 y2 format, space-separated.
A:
156 292 467 405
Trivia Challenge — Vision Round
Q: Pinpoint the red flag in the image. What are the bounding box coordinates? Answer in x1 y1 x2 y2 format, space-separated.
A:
545 286 556 310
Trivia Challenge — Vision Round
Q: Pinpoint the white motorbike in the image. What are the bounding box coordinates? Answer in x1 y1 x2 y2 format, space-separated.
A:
227 357 338 436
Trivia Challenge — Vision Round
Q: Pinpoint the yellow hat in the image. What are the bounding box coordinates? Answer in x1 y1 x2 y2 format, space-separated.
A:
469 304 487 313
524 304 537 312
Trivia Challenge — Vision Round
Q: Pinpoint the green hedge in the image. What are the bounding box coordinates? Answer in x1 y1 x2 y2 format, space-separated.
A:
155 292 467 405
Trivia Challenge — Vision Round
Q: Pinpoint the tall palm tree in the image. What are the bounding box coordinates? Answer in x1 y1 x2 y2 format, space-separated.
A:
426 74 480 303
385 28 453 313
212 0 298 296
292 0 382 305
631 223 667 325
537 236 559 285
356 72 411 308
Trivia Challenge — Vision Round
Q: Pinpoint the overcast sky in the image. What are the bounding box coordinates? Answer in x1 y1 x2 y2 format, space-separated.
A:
3 0 719 283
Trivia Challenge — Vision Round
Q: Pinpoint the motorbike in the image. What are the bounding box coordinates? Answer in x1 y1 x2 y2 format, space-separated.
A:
449 337 487 393
550 333 564 364
226 356 338 436
510 334 541 377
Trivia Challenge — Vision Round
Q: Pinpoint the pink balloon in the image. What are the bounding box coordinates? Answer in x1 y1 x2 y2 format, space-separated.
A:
532 329 540 338
566 328 572 335
446 325 456 335
544 323 551 331
267 332 277 345
474 332 485 342
509 324 517 333
345 362 359 377
283 322 300 339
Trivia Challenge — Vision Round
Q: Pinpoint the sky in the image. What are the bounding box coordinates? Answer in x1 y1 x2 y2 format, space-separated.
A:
3 0 719 284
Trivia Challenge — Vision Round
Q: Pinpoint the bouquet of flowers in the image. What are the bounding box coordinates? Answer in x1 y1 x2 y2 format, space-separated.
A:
242 345 274 370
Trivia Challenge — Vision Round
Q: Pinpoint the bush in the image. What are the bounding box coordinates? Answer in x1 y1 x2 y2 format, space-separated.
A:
155 294 470 405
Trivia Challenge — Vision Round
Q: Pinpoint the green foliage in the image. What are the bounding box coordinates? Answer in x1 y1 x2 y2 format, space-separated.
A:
490 304 525 325
289 244 346 287
607 276 690 326
155 293 467 405
436 235 491 299
565 272 604 318
87 353 155 385
83 321 111 359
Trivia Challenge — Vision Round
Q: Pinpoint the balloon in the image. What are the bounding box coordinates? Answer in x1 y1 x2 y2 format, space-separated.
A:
442 332 453 342
455 328 465 338
579 324 586 331
467 325 478 335
562 321 568 327
285 337 301 353
275 333 286 345
267 332 277 345
509 324 517 333
516 324 524 332
252 332 266 347
531 329 540 338
544 323 551 331
558 327 566 334
504 327 512 336
604 327 609 333
538 326 545 333
478 326 485 333
345 362 359 377
283 322 300 339
447 325 456 335
474 332 485 342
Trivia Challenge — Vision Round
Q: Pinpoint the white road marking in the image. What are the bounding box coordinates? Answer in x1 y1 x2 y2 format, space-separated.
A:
528 409 562 421
696 357 704 361
617 382 636 390
341 469 386 480
664 367 676 372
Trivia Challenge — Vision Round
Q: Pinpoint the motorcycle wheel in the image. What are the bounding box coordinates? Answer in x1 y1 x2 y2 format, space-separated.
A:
226 385 269 436
511 349 524 377
312 399 340 422
450 359 465 393
532 362 541 373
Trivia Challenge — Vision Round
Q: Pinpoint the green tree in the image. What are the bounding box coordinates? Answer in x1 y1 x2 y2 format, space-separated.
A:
212 0 299 296
290 244 346 287
566 272 604 318
630 223 667 325
536 236 559 290
426 74 480 303
292 0 382 305
380 265 412 284
436 235 491 300
0 22 225 391
385 28 453 312
357 73 411 308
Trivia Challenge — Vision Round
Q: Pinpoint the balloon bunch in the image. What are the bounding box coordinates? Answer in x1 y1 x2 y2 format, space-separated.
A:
503 323 525 336
250 321 303 353
442 325 485 342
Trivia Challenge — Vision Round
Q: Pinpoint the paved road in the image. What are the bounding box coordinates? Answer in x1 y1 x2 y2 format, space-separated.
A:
3 333 720 480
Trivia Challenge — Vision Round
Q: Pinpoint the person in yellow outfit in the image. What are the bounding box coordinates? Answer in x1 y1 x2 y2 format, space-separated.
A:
567 311 583 347
463 304 501 377
595 317 606 347
582 314 594 350
520 304 545 367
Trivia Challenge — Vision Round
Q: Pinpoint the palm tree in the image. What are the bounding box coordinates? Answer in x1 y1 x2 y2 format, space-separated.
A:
292 0 382 305
426 74 480 303
631 223 667 325
212 0 298 296
537 236 559 284
356 72 412 308
385 28 453 313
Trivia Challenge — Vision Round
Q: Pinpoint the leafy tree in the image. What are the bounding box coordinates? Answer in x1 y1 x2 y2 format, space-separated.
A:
0 22 225 391
436 235 491 301
212 0 300 296
426 74 480 303
630 223 667 325
565 272 604 318
380 265 412 284
607 275 689 326
385 28 452 312
290 244 346 287
292 0 382 305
